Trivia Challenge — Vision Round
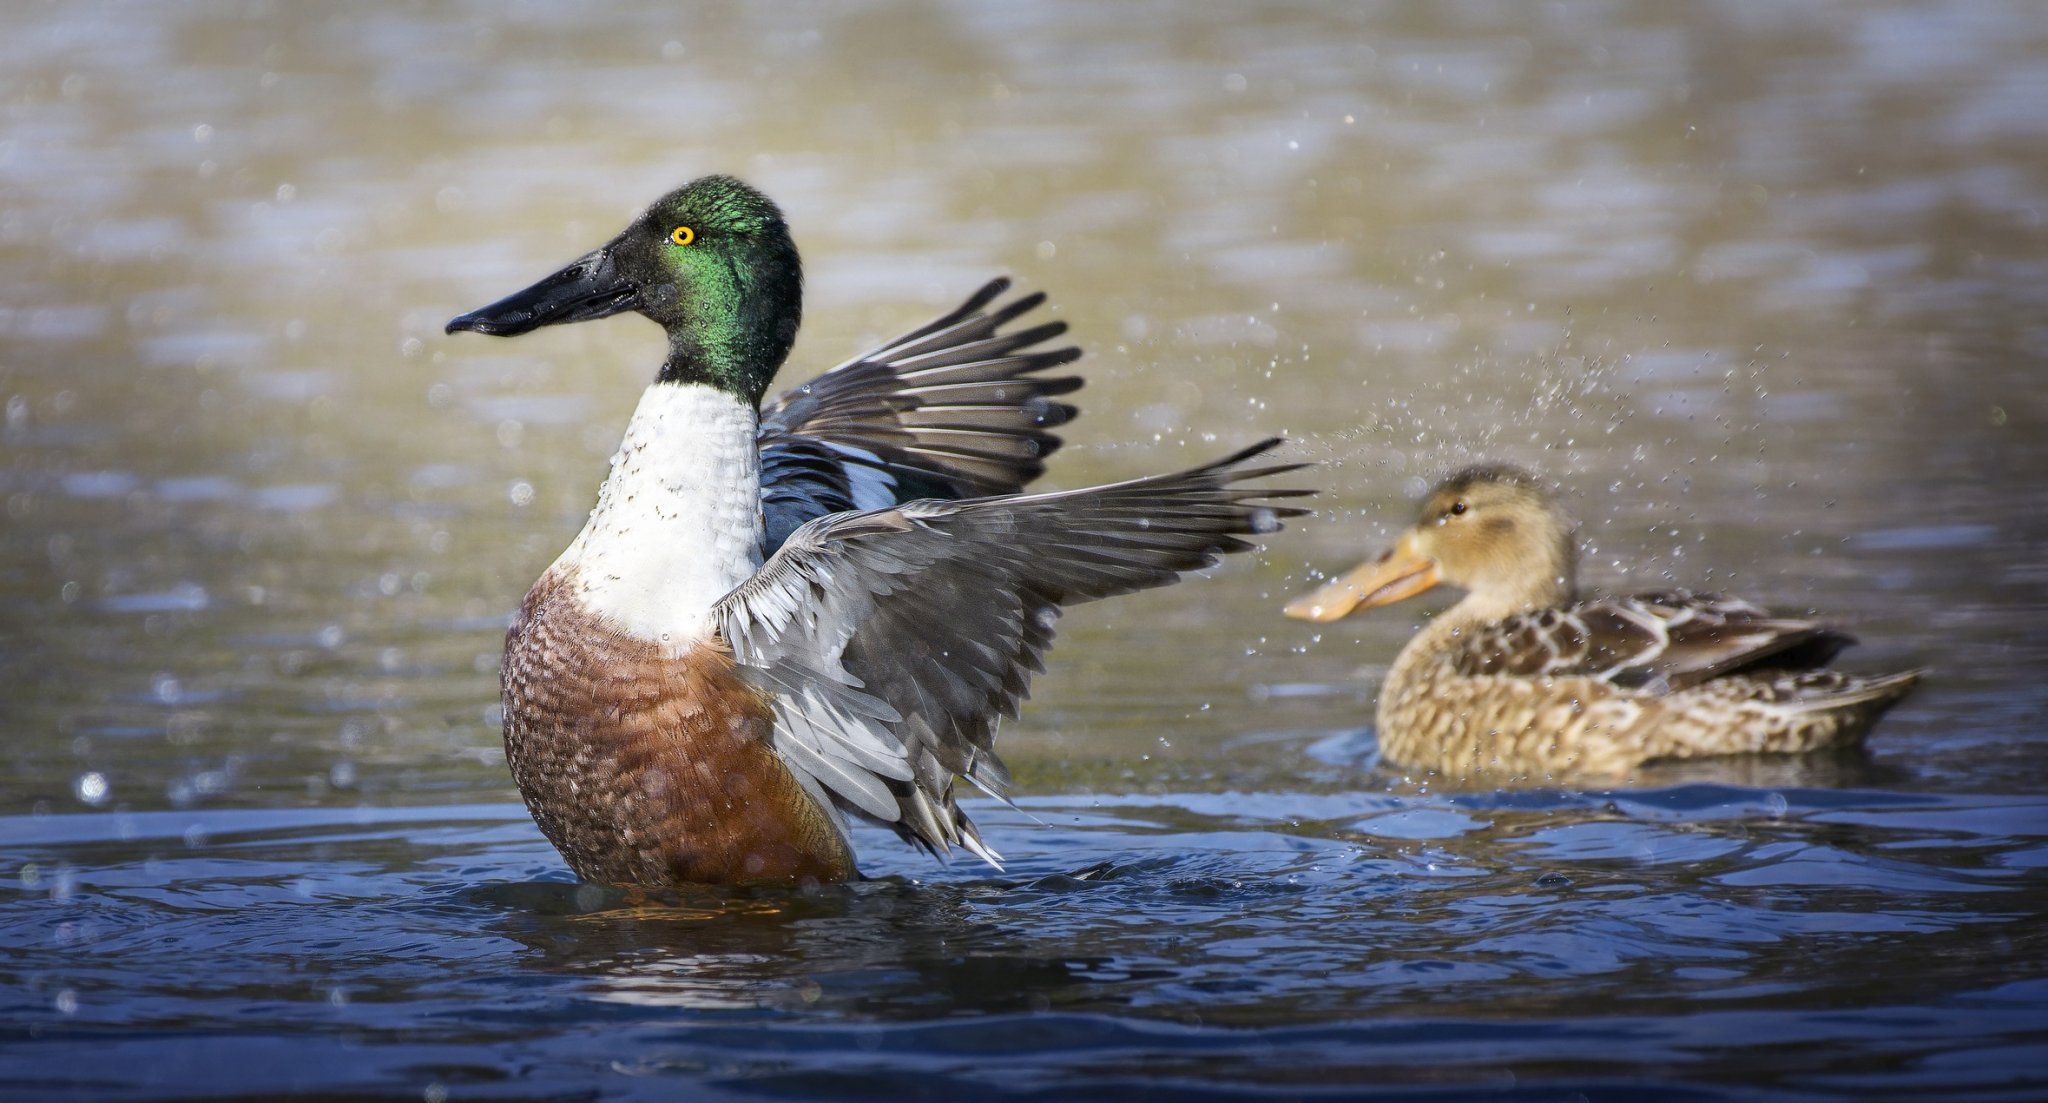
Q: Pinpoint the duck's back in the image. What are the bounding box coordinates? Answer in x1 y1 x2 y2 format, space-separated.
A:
1376 590 1921 780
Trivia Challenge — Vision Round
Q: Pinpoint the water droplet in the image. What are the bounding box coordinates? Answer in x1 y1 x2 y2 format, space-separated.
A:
73 772 108 806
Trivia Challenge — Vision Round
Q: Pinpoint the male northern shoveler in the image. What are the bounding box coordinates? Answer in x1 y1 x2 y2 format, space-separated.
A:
446 175 1306 885
1283 465 1919 780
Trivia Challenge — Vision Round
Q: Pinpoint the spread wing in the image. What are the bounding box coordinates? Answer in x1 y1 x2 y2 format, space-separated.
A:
714 439 1310 865
1451 590 1855 693
757 278 1082 552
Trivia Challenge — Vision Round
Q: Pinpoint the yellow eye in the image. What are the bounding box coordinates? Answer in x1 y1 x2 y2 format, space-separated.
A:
670 225 695 246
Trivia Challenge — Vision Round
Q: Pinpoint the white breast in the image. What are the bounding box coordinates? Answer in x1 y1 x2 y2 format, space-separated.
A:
552 383 764 650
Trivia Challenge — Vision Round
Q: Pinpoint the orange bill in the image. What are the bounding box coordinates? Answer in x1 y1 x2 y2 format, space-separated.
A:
1282 532 1442 622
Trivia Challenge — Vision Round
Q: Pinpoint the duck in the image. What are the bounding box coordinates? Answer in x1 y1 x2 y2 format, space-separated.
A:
445 175 1308 886
1283 464 1920 780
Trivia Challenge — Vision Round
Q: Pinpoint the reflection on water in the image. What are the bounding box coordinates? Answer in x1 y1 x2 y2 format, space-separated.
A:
4 790 2045 1098
3 0 2047 1098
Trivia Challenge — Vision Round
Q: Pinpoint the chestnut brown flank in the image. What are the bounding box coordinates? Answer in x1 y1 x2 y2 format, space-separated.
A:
500 569 856 886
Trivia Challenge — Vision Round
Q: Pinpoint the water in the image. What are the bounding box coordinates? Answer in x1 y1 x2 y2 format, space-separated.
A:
7 790 2047 1100
4 2 2047 1099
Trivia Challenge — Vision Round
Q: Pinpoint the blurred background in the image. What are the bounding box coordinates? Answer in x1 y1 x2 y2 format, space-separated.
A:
2 3 2046 1097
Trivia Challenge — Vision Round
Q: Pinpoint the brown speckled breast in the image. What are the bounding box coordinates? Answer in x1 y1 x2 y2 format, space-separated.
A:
499 568 856 886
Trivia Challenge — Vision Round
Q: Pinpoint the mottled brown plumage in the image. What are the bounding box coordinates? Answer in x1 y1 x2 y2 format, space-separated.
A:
502 568 856 885
1286 465 1920 781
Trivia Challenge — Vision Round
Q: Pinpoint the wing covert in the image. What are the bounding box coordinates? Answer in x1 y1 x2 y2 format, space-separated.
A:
757 278 1083 552
1451 590 1855 692
716 440 1311 862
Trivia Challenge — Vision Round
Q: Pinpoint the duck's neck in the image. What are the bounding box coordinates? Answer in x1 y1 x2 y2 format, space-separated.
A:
654 250 800 406
1403 562 1577 669
553 382 763 650
1440 527 1579 628
1448 577 1571 629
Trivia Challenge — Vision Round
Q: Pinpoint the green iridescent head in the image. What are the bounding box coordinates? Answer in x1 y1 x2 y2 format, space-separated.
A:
446 175 803 405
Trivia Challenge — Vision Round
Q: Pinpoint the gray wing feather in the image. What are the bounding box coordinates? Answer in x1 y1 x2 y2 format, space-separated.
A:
716 440 1311 863
757 278 1083 553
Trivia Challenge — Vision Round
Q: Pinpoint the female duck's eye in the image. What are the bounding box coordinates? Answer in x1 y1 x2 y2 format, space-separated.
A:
1448 501 1468 517
669 225 695 246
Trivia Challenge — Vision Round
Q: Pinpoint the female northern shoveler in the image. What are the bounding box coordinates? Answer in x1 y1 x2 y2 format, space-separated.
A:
1283 465 1919 780
446 175 1306 886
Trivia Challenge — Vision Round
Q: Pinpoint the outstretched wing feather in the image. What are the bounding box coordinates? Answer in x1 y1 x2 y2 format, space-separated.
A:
757 279 1084 551
716 441 1311 858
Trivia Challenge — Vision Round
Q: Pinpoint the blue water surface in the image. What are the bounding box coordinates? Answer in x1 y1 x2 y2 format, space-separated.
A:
5 786 2045 1102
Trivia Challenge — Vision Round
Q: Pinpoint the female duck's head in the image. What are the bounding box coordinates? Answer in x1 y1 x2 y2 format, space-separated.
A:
1284 464 1578 623
446 175 803 405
